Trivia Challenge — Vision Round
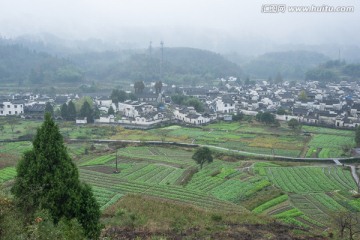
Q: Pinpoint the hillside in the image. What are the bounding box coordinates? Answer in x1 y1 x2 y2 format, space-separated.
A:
243 51 329 80
1 119 359 239
71 47 242 85
0 43 83 85
306 60 360 82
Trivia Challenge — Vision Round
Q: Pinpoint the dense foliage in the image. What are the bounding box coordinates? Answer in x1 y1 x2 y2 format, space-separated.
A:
171 94 205 112
243 51 328 79
192 147 213 169
0 44 83 84
306 60 360 82
355 126 360 147
11 113 101 239
288 118 300 129
110 89 137 104
255 112 276 125
72 47 242 84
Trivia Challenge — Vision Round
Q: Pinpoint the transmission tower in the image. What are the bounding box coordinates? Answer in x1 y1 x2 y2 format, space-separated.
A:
160 41 164 81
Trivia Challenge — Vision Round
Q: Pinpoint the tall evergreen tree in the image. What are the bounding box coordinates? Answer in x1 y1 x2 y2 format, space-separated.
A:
67 100 77 121
44 102 54 116
355 126 360 147
60 103 68 120
155 81 163 94
80 101 94 123
94 105 100 119
11 113 101 239
108 106 115 115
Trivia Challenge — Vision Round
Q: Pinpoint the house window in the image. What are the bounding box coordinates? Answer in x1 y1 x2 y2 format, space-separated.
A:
7 105 10 108
8 111 11 114
225 104 227 107
14 105 17 108
15 111 17 114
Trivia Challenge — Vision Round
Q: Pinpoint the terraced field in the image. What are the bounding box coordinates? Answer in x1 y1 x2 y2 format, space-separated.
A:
266 166 357 193
1 135 359 233
80 153 116 166
305 134 354 158
290 193 346 224
0 141 32 155
80 169 247 213
0 167 16 183
117 146 195 167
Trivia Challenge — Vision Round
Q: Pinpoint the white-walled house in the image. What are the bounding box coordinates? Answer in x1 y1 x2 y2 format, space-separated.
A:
173 107 213 125
95 97 113 108
0 101 24 116
118 101 156 118
76 118 87 124
95 115 115 123
214 96 236 114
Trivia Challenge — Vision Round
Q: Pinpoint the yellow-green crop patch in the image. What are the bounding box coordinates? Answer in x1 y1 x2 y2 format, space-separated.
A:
0 167 16 183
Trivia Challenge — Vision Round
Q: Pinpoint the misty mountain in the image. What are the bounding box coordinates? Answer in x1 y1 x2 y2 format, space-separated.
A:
3 33 360 64
0 34 130 57
0 43 83 84
242 51 329 80
71 47 242 84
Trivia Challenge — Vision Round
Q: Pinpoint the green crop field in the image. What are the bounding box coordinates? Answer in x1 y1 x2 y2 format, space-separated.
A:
1 118 360 234
116 146 195 167
79 168 247 213
0 141 32 155
305 134 354 158
252 195 289 214
0 118 355 158
0 167 16 183
266 166 357 193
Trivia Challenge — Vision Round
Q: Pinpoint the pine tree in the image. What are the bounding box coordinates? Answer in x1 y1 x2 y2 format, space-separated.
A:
60 103 68 120
45 102 54 116
67 100 77 121
11 113 101 238
355 126 360 147
80 101 94 123
108 106 115 115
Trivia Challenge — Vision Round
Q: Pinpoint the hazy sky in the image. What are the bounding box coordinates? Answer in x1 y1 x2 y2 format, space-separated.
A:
1 0 359 48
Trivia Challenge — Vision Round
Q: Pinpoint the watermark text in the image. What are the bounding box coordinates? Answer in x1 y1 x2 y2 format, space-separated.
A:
261 4 354 13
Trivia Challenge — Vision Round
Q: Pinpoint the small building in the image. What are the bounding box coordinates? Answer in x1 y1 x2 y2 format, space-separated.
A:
0 101 24 116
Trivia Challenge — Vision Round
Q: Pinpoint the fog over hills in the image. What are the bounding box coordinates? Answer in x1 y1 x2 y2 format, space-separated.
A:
0 0 359 61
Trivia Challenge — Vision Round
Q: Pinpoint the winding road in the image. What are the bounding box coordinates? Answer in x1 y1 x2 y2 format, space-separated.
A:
68 138 360 187
4 137 357 189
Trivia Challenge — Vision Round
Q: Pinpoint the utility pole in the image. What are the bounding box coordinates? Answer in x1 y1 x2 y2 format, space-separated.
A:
149 41 152 56
114 147 119 174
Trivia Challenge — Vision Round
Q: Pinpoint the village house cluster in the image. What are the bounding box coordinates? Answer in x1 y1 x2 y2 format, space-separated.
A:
1 78 360 129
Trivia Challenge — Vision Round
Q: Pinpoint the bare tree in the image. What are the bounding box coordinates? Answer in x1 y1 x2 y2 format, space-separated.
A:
332 211 360 240
6 117 19 137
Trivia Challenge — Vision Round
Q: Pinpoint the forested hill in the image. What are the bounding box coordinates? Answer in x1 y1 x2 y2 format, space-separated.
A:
305 60 360 82
0 44 83 84
243 51 329 79
71 47 242 84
